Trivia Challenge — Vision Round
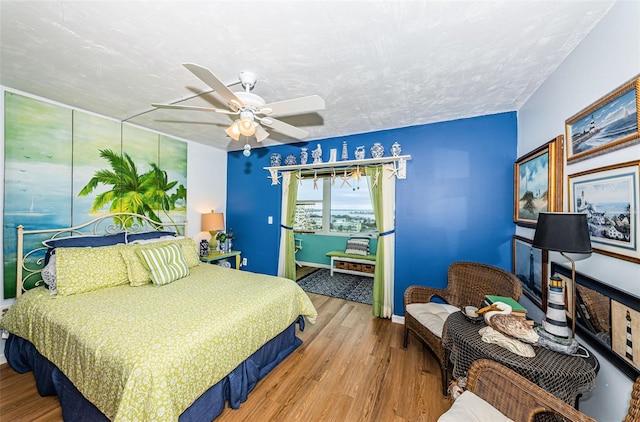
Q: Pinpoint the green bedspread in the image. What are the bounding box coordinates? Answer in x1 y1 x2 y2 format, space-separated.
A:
1 264 317 421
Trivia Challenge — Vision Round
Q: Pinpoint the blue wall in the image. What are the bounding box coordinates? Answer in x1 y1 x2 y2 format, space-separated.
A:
227 112 517 315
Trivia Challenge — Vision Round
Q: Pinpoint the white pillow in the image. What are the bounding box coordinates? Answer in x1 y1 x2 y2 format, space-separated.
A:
128 235 184 245
438 390 514 422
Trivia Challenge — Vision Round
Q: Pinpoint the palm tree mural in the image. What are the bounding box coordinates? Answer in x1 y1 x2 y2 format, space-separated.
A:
78 149 187 232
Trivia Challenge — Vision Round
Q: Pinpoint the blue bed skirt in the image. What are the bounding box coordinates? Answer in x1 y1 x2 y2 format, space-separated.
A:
5 316 305 421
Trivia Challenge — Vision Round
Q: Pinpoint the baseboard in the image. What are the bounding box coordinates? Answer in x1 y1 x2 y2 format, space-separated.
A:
295 261 330 269
391 315 404 325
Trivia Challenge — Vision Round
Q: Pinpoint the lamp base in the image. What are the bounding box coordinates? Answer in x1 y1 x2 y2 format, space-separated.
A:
535 325 579 355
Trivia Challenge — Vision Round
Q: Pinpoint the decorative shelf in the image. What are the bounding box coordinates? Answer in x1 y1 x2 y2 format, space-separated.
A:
263 155 412 184
263 155 411 172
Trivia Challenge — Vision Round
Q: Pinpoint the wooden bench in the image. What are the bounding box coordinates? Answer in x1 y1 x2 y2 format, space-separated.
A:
326 250 376 277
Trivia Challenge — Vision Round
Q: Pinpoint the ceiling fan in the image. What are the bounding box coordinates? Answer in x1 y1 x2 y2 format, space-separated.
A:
152 63 325 143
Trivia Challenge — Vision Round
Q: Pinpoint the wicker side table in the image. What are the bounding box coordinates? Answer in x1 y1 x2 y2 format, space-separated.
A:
442 311 598 407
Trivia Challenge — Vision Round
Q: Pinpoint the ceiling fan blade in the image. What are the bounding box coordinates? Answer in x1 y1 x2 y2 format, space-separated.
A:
182 63 244 109
151 103 237 114
260 95 325 117
260 117 309 139
254 124 269 143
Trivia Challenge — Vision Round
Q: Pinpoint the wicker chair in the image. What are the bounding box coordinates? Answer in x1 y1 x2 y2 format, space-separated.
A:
440 359 596 422
625 375 640 422
403 261 522 395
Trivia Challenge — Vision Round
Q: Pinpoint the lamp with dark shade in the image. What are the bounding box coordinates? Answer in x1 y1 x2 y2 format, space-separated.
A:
532 212 592 354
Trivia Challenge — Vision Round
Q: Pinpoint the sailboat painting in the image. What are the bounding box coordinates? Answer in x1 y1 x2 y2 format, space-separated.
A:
3 91 188 298
566 76 640 162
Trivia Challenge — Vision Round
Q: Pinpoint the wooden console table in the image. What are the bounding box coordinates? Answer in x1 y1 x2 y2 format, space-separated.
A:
442 312 598 407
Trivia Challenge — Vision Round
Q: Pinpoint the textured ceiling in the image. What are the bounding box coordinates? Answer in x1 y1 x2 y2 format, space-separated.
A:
0 1 615 151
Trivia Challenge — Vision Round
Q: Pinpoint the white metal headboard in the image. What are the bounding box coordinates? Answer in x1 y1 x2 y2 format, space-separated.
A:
15 213 188 297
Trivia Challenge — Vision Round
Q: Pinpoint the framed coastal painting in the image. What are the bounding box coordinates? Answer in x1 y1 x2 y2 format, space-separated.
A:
568 161 640 263
513 135 563 227
3 91 188 298
512 235 547 310
566 75 640 162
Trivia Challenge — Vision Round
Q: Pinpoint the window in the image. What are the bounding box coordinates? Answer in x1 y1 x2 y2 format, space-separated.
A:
294 174 376 234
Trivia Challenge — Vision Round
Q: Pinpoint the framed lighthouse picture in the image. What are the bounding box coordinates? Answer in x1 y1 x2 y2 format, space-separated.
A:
612 300 640 373
512 235 547 310
565 75 640 163
568 160 640 263
513 136 563 227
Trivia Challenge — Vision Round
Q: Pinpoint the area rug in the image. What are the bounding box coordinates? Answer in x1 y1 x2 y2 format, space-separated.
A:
296 268 373 305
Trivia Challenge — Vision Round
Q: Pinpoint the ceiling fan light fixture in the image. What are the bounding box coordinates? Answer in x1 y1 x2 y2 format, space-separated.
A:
158 64 325 143
225 120 241 140
255 123 269 143
242 143 251 157
239 117 256 136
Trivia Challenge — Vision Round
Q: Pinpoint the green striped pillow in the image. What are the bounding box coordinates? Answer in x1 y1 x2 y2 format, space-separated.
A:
135 243 189 286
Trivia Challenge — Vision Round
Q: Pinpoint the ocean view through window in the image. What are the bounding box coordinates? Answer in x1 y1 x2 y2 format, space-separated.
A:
294 175 376 234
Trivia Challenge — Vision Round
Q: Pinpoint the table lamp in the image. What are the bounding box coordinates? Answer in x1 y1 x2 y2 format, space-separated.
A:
532 212 591 354
201 211 225 253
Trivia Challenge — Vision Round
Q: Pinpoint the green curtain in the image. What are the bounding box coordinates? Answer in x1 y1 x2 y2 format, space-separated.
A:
283 171 299 280
366 165 385 317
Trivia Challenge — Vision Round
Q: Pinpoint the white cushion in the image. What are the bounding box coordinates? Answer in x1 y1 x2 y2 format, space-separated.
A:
438 391 514 422
406 302 459 338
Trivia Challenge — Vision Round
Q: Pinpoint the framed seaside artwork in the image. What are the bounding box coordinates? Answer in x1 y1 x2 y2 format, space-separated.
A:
3 91 188 298
552 262 640 380
512 235 547 310
513 135 563 227
568 160 640 263
565 75 640 162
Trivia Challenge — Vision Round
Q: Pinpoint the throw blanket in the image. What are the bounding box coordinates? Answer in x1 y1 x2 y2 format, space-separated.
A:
1 264 317 421
478 326 535 357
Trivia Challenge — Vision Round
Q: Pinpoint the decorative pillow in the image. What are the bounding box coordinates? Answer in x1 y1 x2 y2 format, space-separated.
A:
126 230 177 244
42 232 127 265
345 237 370 256
121 238 199 286
136 243 189 286
55 244 129 296
120 245 154 287
41 254 57 295
146 238 200 268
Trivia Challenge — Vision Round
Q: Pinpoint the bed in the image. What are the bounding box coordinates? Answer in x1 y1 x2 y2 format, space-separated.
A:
1 213 317 421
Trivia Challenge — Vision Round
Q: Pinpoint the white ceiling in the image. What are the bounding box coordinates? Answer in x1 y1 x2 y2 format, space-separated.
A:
0 1 615 151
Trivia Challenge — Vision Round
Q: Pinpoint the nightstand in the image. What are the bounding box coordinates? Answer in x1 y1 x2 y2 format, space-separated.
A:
200 250 242 270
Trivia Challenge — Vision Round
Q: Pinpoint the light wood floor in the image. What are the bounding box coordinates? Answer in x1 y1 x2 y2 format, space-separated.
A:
295 265 319 280
0 293 452 421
